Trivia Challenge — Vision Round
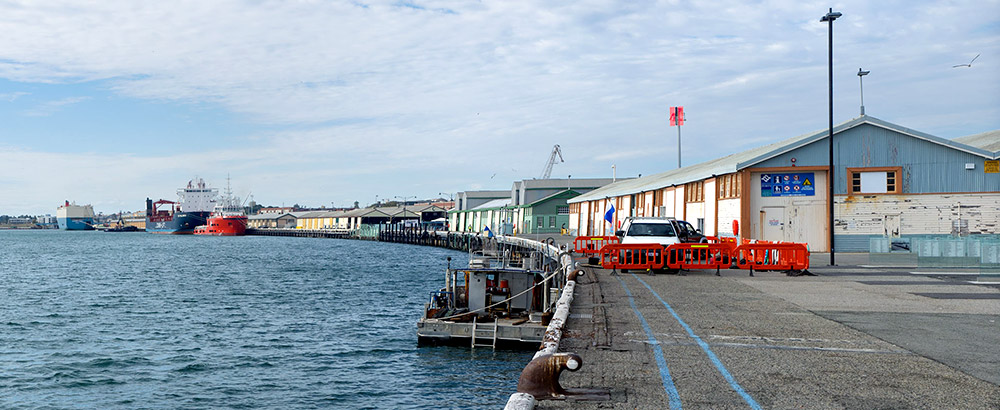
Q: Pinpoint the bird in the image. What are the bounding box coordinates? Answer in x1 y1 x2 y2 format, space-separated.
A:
953 53 979 68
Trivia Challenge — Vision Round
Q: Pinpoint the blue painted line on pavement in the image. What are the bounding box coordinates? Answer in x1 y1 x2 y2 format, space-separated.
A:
633 274 762 410
615 275 683 410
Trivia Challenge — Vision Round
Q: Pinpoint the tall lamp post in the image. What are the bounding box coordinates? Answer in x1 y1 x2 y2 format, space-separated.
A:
857 68 869 116
395 195 415 229
821 8 841 266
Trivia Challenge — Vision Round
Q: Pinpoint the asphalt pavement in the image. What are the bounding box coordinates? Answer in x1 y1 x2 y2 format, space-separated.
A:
534 251 1000 409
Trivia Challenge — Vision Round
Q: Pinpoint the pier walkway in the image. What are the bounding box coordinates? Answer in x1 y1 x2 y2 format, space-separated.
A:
540 253 1000 408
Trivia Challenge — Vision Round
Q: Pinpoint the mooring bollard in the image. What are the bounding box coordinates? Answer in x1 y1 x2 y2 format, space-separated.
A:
516 352 583 399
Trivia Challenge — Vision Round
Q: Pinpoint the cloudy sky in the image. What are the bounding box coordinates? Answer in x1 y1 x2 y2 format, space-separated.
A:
1 0 997 215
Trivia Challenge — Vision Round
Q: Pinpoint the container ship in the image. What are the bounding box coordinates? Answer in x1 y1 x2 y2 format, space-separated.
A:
194 177 247 236
145 178 218 234
56 201 96 230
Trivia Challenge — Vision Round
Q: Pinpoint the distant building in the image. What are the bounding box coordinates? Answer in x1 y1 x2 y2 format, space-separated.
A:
36 214 57 228
258 207 295 215
449 178 620 234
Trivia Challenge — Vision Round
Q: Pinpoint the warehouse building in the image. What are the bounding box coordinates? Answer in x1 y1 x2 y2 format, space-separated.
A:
449 178 619 235
568 116 999 252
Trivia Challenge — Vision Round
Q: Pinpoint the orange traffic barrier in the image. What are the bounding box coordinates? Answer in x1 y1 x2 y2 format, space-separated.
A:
573 236 620 255
703 236 738 245
665 243 736 273
600 243 664 271
734 243 810 274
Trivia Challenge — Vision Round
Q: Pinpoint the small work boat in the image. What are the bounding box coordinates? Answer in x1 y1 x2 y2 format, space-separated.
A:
417 241 562 349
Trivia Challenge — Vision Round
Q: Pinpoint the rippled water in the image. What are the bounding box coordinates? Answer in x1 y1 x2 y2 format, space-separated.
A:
0 230 528 409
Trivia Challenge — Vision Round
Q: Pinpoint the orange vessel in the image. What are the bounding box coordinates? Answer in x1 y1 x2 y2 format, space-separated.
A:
194 177 247 236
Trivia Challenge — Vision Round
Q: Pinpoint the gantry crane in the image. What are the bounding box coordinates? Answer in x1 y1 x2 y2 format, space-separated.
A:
539 144 564 179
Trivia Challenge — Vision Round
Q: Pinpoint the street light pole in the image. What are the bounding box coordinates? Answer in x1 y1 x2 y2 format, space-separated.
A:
857 68 869 116
821 8 841 266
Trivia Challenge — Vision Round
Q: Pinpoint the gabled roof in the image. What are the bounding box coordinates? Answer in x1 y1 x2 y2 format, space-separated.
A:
954 130 1000 158
248 212 294 220
471 198 512 210
461 190 509 198
570 115 996 204
739 116 995 168
526 189 580 206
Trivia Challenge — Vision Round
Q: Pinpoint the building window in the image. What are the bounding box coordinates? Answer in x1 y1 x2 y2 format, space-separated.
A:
557 206 569 215
549 216 556 228
685 181 704 203
537 217 543 228
718 174 741 199
847 167 902 194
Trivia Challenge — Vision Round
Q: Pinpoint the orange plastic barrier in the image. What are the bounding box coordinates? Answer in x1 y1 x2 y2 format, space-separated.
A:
600 243 664 270
734 243 810 272
704 236 738 245
573 236 620 255
665 243 736 271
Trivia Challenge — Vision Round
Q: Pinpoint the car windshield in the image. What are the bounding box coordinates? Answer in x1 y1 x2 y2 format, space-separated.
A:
626 223 675 237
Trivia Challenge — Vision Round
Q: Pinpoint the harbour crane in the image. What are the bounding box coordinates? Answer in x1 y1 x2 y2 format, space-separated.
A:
539 144 564 179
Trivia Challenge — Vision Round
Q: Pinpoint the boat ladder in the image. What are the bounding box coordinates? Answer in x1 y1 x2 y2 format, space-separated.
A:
471 317 499 349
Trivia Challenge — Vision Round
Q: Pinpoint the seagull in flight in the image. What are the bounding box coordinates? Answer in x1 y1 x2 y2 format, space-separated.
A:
953 53 979 68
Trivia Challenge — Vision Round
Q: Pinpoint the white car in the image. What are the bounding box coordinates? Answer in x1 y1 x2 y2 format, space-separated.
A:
616 217 683 246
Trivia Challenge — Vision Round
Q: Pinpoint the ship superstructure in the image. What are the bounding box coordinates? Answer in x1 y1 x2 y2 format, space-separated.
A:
56 201 96 230
145 178 218 234
194 176 247 236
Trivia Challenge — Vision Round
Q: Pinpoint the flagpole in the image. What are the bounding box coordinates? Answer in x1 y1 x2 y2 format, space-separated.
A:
676 108 682 169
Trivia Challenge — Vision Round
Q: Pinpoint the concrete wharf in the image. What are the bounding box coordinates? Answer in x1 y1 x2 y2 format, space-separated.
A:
241 228 1000 407
538 250 1000 409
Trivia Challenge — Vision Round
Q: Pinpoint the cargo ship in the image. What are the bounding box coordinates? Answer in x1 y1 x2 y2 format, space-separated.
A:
145 178 218 234
194 177 247 236
56 201 96 230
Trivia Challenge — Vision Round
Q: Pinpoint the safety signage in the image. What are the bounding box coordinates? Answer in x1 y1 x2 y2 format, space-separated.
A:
986 160 999 174
761 172 816 197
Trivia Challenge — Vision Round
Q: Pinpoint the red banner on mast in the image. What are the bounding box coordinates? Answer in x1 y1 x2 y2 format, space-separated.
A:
669 106 685 126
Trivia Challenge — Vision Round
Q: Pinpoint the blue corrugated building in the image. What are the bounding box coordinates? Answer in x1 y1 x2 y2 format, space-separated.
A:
568 115 999 252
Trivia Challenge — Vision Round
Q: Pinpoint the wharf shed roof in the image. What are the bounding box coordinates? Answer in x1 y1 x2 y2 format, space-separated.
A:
461 190 510 198
954 130 1000 156
527 189 580 206
471 198 512 210
516 178 620 190
569 115 996 204
248 212 293 220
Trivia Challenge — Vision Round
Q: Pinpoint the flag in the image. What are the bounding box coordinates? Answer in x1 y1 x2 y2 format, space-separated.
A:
669 106 685 126
484 225 494 238
604 205 615 225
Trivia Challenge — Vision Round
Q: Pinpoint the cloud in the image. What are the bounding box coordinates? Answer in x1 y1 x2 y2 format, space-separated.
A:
19 96 89 116
0 0 997 214
0 91 28 101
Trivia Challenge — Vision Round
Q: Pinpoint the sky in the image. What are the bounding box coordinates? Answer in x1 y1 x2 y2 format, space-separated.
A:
1 0 998 215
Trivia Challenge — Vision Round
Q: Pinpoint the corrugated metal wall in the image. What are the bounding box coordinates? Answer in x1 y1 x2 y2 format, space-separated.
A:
754 123 999 194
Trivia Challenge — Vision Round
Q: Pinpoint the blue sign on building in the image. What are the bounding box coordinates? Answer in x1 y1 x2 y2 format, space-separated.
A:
760 172 815 197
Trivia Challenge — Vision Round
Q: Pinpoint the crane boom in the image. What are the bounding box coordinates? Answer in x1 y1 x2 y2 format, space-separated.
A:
540 144 564 179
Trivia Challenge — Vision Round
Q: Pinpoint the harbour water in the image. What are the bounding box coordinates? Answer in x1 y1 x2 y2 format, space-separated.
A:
0 230 527 409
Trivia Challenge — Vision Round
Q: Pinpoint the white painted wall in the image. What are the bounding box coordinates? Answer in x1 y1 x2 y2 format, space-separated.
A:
836 193 1000 236
717 198 742 238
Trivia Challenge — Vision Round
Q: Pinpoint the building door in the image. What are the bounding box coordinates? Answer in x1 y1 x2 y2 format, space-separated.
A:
760 207 785 242
883 214 901 237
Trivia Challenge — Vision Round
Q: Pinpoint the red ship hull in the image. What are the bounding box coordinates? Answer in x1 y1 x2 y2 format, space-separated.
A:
194 215 247 236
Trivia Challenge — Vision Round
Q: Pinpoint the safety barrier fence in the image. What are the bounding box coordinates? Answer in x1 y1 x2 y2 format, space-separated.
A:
733 243 810 273
599 243 665 271
666 243 736 271
572 235 620 255
596 241 810 273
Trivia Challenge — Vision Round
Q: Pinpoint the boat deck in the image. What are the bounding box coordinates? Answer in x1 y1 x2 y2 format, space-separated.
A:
417 317 547 349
